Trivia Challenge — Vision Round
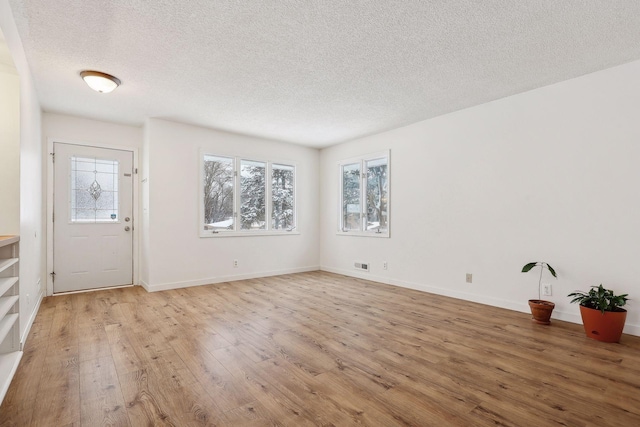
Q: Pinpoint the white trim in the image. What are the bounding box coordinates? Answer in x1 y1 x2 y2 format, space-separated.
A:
20 289 43 348
319 266 640 338
46 140 54 296
336 231 389 238
201 231 301 238
337 150 390 167
139 279 151 292
337 150 390 238
50 284 134 296
46 138 139 296
143 265 320 292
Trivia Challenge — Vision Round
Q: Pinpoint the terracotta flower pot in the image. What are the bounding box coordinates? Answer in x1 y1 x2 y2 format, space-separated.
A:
528 299 555 325
579 305 627 343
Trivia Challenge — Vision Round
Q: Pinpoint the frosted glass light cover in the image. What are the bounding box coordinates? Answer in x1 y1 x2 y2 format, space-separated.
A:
80 71 120 93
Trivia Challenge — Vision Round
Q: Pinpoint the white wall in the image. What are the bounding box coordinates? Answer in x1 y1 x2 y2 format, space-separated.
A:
17 65 42 342
42 112 143 149
1 0 44 342
320 60 640 336
0 68 20 235
143 119 320 291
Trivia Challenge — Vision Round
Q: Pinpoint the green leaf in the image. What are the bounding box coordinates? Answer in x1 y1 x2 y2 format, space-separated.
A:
521 262 537 273
546 264 557 278
568 284 630 312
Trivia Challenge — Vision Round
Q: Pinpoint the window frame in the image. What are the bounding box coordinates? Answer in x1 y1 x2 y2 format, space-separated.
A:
337 150 390 238
200 150 298 237
69 155 121 224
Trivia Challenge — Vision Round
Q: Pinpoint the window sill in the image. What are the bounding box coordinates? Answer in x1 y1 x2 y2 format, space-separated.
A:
200 230 300 238
336 231 389 238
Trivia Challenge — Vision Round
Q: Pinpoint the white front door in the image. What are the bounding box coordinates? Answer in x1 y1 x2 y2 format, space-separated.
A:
53 143 133 293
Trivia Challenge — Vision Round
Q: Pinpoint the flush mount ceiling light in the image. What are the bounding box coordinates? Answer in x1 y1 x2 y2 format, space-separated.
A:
80 70 121 93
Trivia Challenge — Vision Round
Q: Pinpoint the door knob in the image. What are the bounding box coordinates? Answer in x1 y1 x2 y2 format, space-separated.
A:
124 226 130 231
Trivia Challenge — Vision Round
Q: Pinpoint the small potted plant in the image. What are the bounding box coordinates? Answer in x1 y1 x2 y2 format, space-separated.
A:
568 284 629 343
522 262 557 324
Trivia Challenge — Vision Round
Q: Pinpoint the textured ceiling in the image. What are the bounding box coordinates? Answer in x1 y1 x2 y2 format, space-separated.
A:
7 0 640 147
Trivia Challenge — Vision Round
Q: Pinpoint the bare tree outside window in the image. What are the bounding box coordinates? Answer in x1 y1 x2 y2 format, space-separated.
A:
202 154 297 235
342 163 361 231
203 155 234 230
366 158 388 232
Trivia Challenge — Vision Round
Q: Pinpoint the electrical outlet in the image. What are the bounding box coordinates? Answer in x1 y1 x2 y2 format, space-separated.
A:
543 283 552 296
233 259 238 268
383 261 388 270
466 273 472 283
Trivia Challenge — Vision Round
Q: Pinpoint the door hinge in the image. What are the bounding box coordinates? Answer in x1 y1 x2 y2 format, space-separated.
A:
135 168 138 174
52 211 55 222
50 152 55 163
50 271 56 282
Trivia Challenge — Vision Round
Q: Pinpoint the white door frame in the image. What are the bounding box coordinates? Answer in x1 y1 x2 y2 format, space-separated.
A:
46 138 140 296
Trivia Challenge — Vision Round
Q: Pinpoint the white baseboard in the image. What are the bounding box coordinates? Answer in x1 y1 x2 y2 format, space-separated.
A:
139 279 150 292
143 265 321 292
320 265 527 311
20 290 44 348
622 321 640 337
319 266 640 338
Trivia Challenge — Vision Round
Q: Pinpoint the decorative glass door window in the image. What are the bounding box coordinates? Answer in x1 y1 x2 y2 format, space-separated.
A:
70 156 119 222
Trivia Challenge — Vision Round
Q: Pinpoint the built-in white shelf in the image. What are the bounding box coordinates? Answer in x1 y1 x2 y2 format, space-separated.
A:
0 235 20 406
0 296 19 323
0 313 18 346
0 277 18 297
0 258 18 275
0 351 22 407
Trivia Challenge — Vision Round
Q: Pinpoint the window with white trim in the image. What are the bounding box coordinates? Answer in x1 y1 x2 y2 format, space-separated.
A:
201 153 296 236
339 151 389 237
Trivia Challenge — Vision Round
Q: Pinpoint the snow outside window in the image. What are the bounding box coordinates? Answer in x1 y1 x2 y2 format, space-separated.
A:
201 152 296 236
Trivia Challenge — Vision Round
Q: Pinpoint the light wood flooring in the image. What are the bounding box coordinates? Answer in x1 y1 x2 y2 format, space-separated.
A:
1 271 640 426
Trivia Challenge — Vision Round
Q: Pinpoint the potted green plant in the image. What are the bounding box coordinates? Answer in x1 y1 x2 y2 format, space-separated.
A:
521 262 557 324
568 284 629 343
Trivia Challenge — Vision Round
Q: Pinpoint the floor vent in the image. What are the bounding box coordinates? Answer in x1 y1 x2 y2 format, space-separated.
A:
354 262 370 272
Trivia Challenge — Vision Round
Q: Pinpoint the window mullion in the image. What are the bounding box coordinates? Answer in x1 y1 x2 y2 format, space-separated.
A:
361 160 367 232
234 157 240 232
266 163 272 231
